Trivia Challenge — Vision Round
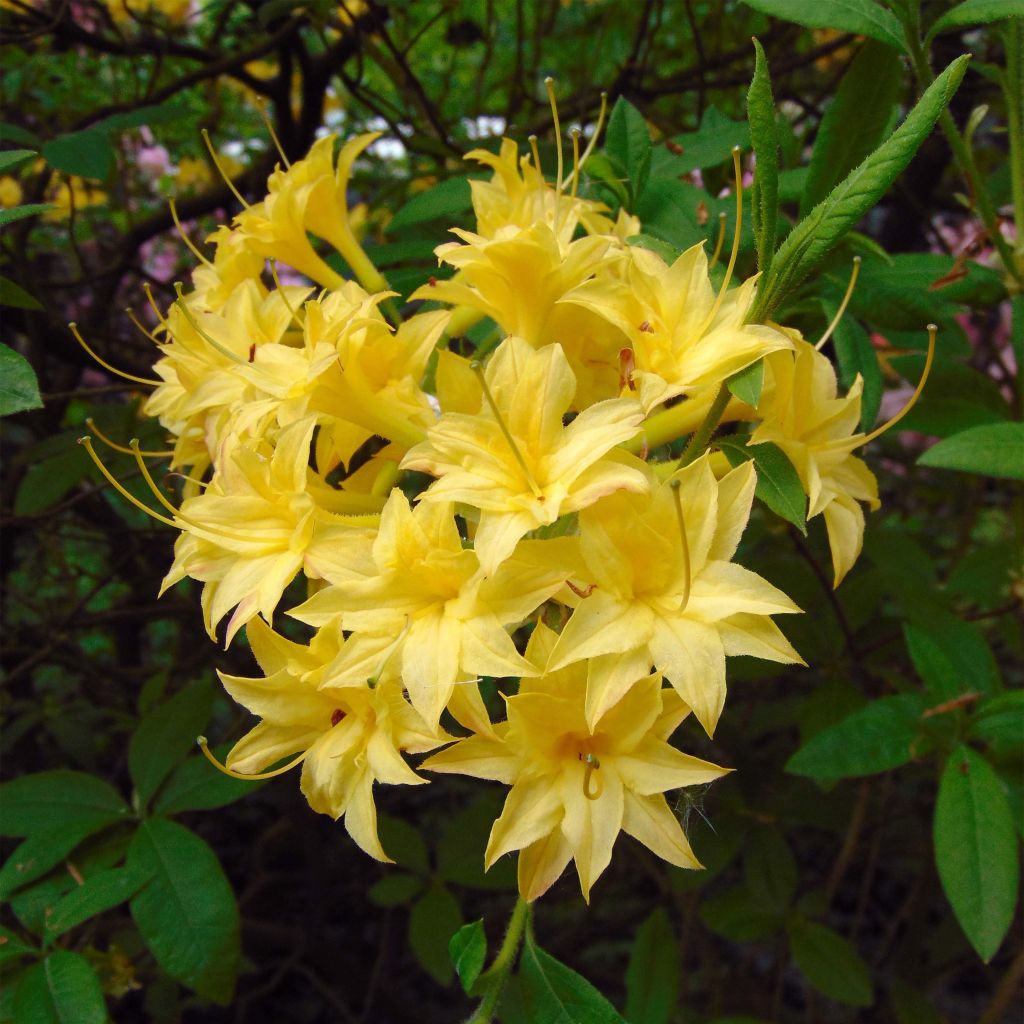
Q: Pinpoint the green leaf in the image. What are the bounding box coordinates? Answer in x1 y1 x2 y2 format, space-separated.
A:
408 882 462 985
0 343 42 416
904 625 962 699
718 437 807 533
97 101 191 133
0 275 42 310
928 0 1024 39
436 795 516 890
0 203 52 227
740 0 905 49
970 692 1024 747
801 41 903 216
378 814 431 874
128 819 239 1003
743 831 798 913
625 909 678 1024
0 771 129 837
0 926 35 965
0 149 35 174
726 360 764 407
605 97 652 206
45 866 153 940
699 886 781 942
823 299 882 429
888 978 944 1024
41 130 114 181
13 952 108 1024
519 934 627 1024
366 872 423 907
902 612 1000 694
128 680 213 808
151 750 264 816
787 916 873 1007
583 151 630 209
918 423 1024 480
624 233 681 266
449 919 487 995
653 106 750 176
756 55 970 319
388 176 473 231
635 178 709 252
0 821 108 900
747 39 779 273
1 123 42 146
934 745 1020 961
786 695 927 780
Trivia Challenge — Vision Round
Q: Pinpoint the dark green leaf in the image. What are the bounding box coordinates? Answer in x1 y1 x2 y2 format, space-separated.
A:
928 0 1024 39
1 123 42 146
903 625 962 699
389 177 473 231
0 926 35 964
786 695 927 779
787 916 873 1006
718 437 807 532
128 680 213 808
0 343 42 416
0 821 107 900
519 934 626 1024
624 233 681 266
625 909 678 1024
888 978 944 1024
583 151 630 208
1012 295 1023 369
652 106 750 176
0 149 34 174
918 423 1024 480
378 814 430 874
635 179 709 252
699 886 781 942
437 795 516 890
0 771 129 837
0 275 42 310
726 361 764 407
935 745 1020 961
151 750 264 816
801 41 903 215
605 97 652 205
822 299 882 429
449 919 487 995
46 866 153 940
13 445 91 516
970 693 1024 747
366 872 423 907
42 130 114 181
747 39 779 273
743 831 798 913
756 55 970 319
408 882 462 985
901 612 1000 694
741 0 905 49
97 101 191 132
128 819 239 1003
13 952 108 1024
0 203 52 227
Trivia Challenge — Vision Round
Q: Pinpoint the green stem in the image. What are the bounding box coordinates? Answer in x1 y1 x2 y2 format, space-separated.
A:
677 385 732 467
467 897 531 1024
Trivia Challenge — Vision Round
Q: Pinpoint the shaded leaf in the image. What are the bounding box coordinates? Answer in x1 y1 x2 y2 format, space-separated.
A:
13 952 108 1024
450 919 487 995
0 771 129 837
747 39 779 273
918 422 1024 480
700 886 782 942
0 343 42 416
152 749 264 816
741 0 905 49
788 916 873 1006
0 203 52 227
0 149 35 174
389 177 473 231
409 882 462 985
625 908 678 1024
718 437 807 532
46 866 153 940
0 275 42 310
0 821 107 901
519 934 626 1023
42 129 114 181
928 0 1024 39
0 925 35 965
366 872 423 907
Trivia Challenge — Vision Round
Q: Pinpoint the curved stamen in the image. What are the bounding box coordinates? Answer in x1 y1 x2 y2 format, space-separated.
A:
470 360 544 499
169 198 213 268
544 77 564 208
78 437 180 528
568 127 582 202
257 99 291 168
860 324 937 445
696 147 744 336
816 257 861 351
269 259 306 329
129 439 183 516
69 323 160 386
198 736 306 780
710 211 728 266
125 307 160 344
528 134 543 177
85 419 170 457
574 91 608 174
172 283 247 365
582 753 603 801
201 129 250 209
669 479 692 612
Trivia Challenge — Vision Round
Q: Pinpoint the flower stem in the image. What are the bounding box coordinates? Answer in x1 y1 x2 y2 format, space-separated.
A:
466 897 531 1024
678 384 732 467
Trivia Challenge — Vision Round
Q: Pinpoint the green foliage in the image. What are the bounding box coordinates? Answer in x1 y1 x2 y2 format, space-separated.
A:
449 919 487 995
0 343 42 416
624 909 678 1024
787 916 873 1007
718 436 807 532
605 98 653 209
747 40 779 274
918 422 1024 479
741 0 906 50
13 952 109 1024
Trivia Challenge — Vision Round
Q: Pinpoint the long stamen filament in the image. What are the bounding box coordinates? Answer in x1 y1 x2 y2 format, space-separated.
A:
142 283 174 336
860 324 937 445
582 753 603 801
574 91 608 172
669 479 692 612
257 99 291 168
169 198 213 268
125 307 160 344
568 127 582 201
69 323 160 386
528 135 543 177
544 77 564 207
710 211 728 266
269 259 306 329
172 284 247 365
816 257 861 351
697 147 744 335
78 437 180 528
198 736 306 780
201 129 250 209
470 360 544 499
85 419 170 457
129 440 184 516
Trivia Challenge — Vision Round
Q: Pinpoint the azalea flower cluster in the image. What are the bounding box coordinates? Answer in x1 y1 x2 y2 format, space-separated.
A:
80 104 914 903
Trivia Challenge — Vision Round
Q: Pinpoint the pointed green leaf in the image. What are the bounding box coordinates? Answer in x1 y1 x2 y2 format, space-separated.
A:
0 925 35 964
786 695 927 780
928 0 1024 39
367 871 423 907
0 203 52 227
0 821 110 901
801 41 903 215
743 831 798 913
970 692 1024 747
46 866 153 940
0 149 35 174
935 745 1019 961
918 423 1024 480
726 360 764 408
520 934 626 1023
606 97 653 206
389 176 473 231
718 437 807 533
0 343 42 416
625 909 678 1024
128 819 239 1003
0 275 42 310
740 0 905 49
700 885 782 941
788 916 873 1007
409 882 462 985
903 625 962 699
0 771 129 837
747 39 779 273
41 130 114 181
450 919 487 995
13 952 108 1024
151 748 264 816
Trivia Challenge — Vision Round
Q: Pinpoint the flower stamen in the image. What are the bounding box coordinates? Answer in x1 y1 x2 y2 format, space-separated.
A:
696 146 744 336
669 479 692 612
78 436 179 528
68 323 160 386
197 735 306 780
860 323 937 445
85 419 170 457
581 753 603 800
710 211 728 266
201 128 250 209
815 257 861 351
169 198 213 268
172 283 247 365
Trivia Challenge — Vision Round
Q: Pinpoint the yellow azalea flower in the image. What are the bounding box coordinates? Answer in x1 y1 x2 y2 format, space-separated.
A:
161 416 381 645
290 488 579 727
560 242 792 411
423 623 728 902
751 334 880 587
0 176 23 208
43 177 106 222
546 455 802 735
220 617 447 861
402 336 648 573
188 224 266 312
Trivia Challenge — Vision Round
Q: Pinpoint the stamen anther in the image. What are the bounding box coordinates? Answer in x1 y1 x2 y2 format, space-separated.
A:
85 419 170 457
582 753 603 801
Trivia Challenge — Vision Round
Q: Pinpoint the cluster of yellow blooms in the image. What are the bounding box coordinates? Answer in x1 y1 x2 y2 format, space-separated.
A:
80 103 927 903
